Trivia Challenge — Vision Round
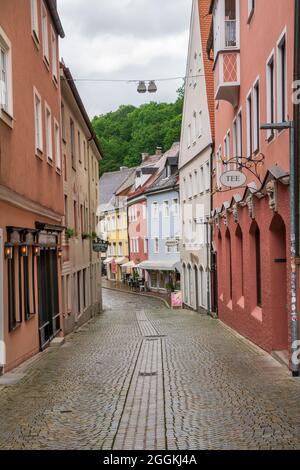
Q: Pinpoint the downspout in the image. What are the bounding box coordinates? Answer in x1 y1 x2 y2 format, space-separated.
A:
292 0 300 376
295 0 300 250
209 140 216 317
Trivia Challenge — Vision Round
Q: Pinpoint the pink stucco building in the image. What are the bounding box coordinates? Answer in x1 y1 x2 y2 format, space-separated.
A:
208 0 299 371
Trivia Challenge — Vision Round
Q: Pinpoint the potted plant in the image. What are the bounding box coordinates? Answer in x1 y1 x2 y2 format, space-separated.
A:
166 281 175 293
65 228 75 240
82 232 92 240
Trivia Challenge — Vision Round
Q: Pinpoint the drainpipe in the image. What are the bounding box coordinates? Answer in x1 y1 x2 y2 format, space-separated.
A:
209 141 215 316
295 0 300 250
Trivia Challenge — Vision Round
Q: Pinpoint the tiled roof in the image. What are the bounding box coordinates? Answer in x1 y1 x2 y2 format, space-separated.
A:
127 143 180 200
99 168 135 210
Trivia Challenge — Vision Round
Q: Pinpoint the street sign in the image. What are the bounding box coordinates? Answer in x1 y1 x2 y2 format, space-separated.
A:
220 170 246 188
93 240 108 253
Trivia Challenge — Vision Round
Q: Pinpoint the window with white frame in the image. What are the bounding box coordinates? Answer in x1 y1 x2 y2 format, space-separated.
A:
173 198 179 216
216 147 222 189
246 91 253 158
142 204 147 220
193 112 197 143
193 170 198 196
198 111 203 137
31 0 39 41
266 53 275 139
277 32 287 123
34 89 43 153
205 161 210 191
236 111 242 163
54 120 61 170
233 118 238 168
187 123 192 148
118 242 122 256
51 27 57 81
41 2 49 63
224 131 230 162
153 238 159 254
78 131 81 163
188 174 193 198
247 0 255 22
200 166 204 193
253 80 260 153
45 104 52 161
163 201 170 218
152 202 158 219
144 238 148 254
83 140 87 170
183 178 187 201
0 29 12 116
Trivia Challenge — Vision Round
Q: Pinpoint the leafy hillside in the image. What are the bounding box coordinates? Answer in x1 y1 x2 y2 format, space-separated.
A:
92 89 183 175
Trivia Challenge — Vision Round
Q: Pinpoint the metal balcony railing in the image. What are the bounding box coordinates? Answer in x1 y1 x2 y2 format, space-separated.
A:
225 20 237 48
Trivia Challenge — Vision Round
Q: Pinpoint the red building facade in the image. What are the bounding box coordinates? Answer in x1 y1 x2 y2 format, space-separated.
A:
208 0 299 369
0 0 64 372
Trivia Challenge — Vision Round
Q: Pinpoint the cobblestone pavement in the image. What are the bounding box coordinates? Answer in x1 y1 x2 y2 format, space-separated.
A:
0 289 299 450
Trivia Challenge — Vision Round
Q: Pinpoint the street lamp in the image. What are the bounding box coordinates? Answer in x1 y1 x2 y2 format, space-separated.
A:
261 120 299 377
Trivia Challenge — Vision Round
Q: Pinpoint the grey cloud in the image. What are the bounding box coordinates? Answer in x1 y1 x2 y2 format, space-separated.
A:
59 0 192 40
58 0 191 115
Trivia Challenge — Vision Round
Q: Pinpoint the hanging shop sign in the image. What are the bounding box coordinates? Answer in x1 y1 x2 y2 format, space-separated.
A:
165 239 179 248
220 170 246 188
93 240 109 253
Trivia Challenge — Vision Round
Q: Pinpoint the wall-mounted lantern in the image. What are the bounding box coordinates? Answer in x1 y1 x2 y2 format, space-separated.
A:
33 245 41 257
4 244 13 260
20 245 28 257
57 248 63 258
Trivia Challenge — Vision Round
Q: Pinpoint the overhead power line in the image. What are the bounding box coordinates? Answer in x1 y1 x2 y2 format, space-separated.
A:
61 73 205 83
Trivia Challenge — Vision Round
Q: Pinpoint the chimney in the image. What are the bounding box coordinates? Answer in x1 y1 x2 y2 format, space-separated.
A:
155 147 162 156
141 153 149 162
120 166 128 171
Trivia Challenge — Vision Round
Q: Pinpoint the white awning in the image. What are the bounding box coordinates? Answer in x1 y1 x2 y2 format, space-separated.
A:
103 257 114 265
138 261 180 272
115 257 128 265
121 261 138 269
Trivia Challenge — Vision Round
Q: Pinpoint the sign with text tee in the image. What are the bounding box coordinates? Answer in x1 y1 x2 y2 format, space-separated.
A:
220 170 246 188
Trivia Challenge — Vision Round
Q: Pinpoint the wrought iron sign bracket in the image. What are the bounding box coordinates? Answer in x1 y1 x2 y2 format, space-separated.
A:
215 153 265 193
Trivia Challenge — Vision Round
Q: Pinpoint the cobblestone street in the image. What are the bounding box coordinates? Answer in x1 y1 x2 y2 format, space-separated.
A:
0 289 300 450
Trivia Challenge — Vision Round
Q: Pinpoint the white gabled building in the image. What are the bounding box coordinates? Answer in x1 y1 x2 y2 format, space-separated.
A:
179 0 215 313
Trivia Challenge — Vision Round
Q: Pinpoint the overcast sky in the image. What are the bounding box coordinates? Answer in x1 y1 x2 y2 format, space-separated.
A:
58 0 192 118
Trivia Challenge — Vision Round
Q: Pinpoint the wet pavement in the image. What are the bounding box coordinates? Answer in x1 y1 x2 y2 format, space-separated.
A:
0 289 299 450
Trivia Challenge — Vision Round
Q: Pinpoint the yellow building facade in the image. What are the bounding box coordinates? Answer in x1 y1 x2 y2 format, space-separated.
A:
102 207 129 281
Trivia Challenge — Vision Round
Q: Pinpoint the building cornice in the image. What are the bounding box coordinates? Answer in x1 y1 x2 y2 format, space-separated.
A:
0 184 63 223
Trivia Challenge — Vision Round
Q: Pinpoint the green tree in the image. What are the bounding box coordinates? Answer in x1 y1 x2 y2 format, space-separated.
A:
93 89 183 175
